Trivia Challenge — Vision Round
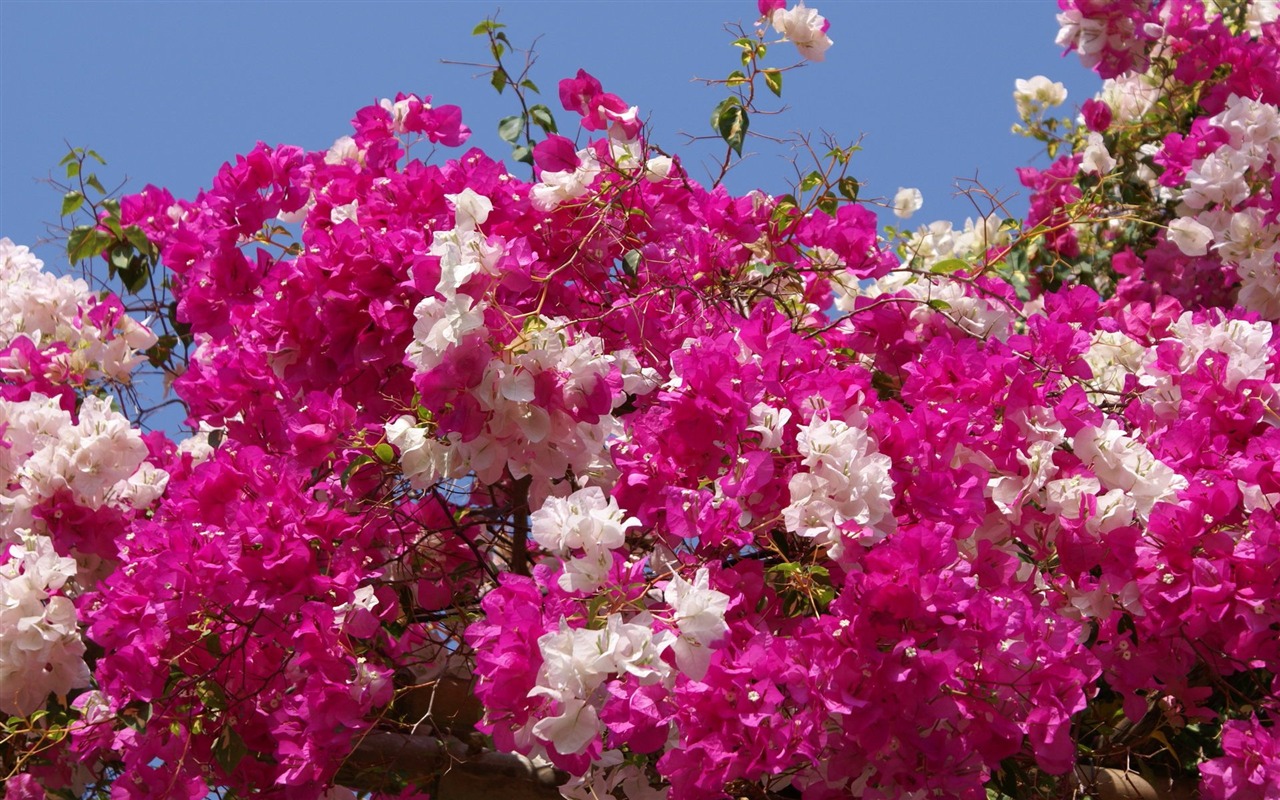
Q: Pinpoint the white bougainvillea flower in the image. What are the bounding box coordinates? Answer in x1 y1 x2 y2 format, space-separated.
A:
893 187 923 220
771 3 833 62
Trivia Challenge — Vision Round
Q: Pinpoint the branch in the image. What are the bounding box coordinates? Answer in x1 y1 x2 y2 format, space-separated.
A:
339 731 569 800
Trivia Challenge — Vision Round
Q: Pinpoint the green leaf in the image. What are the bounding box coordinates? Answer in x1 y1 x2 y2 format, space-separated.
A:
520 78 540 93
726 70 749 87
123 225 153 255
763 68 782 97
930 258 969 275
61 191 84 217
374 443 396 464
66 226 112 263
838 177 860 202
511 145 533 165
86 149 106 165
341 455 376 488
799 170 824 192
214 727 248 775
529 104 557 133
118 256 151 293
927 299 953 311
58 150 78 167
497 115 525 144
815 192 838 217
621 249 641 277
109 243 133 272
711 98 749 156
490 67 508 94
471 19 505 35
65 160 80 179
84 173 106 195
490 41 505 60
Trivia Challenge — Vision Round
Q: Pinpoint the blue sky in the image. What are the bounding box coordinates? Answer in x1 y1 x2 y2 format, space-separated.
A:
1 1 1099 268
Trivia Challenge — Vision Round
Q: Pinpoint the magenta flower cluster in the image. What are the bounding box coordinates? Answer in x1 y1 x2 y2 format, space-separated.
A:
4 1 1280 798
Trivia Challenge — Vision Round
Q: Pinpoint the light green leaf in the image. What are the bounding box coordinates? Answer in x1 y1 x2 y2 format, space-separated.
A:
764 68 782 97
497 115 525 144
61 191 84 217
930 258 969 275
529 104 557 133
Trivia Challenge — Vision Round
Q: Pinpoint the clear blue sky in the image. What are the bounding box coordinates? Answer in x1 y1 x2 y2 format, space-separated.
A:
2 1 1098 269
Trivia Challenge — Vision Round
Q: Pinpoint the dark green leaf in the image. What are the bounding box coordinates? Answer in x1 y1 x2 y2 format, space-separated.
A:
711 98 749 156
490 42 505 60
498 115 524 144
490 68 508 94
86 149 106 165
621 249 641 277
519 79 540 93
838 177 860 202
61 191 84 217
123 225 153 255
118 256 150 293
763 68 782 97
511 145 533 165
816 192 838 217
214 727 248 775
66 226 112 263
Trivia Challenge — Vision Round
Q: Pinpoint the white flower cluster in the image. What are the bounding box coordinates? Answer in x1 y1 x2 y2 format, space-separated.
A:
901 215 1012 270
1098 73 1161 124
530 487 640 593
0 394 167 543
531 140 671 213
783 416 895 558
396 192 658 499
394 314 656 500
860 270 1013 340
768 2 833 63
528 568 728 756
1055 10 1144 75
1074 418 1188 520
1165 96 1280 317
1203 0 1280 34
1083 310 1274 412
0 533 90 715
1014 75 1068 121
0 238 156 384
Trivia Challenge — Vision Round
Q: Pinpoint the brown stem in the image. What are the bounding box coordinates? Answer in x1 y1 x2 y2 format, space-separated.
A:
339 731 568 799
509 474 533 576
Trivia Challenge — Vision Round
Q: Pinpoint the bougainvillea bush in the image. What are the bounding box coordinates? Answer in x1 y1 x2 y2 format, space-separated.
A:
5 0 1280 797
